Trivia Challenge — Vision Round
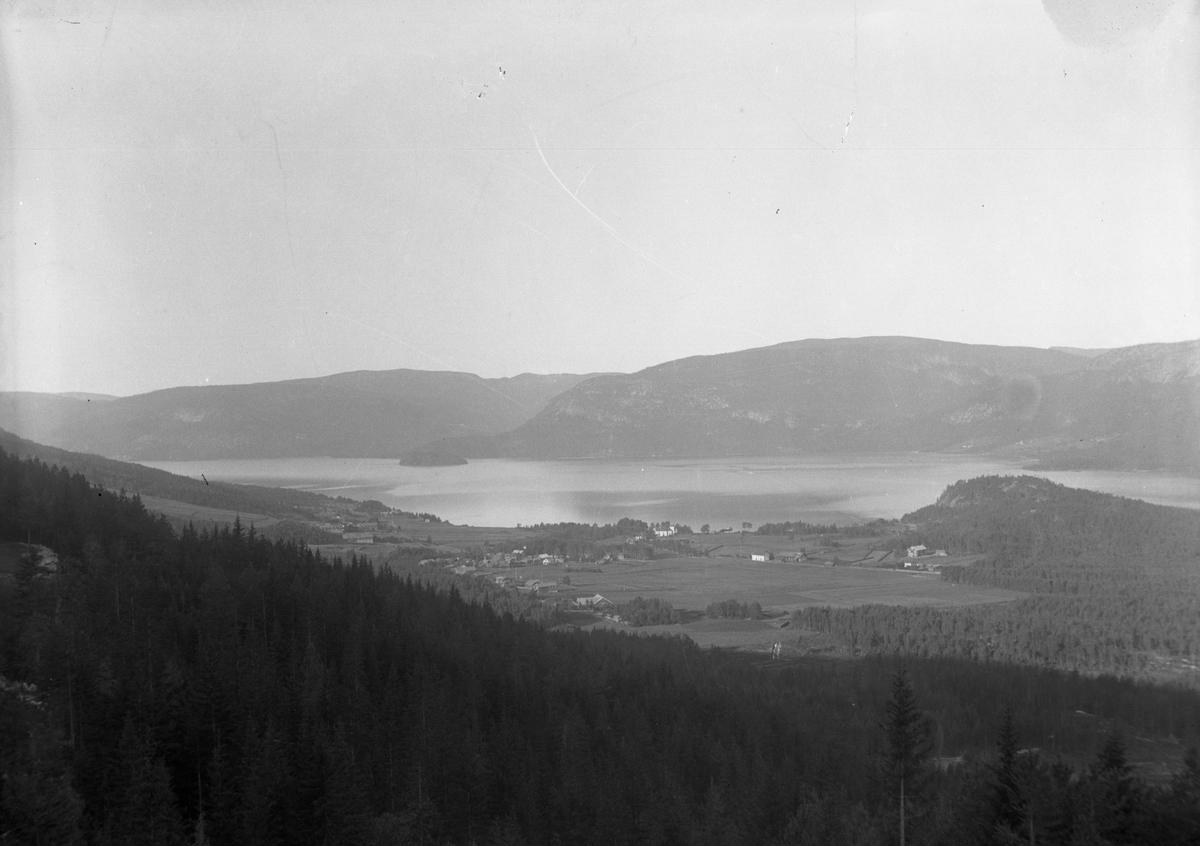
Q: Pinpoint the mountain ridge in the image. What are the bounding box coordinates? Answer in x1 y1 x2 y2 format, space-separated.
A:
437 336 1200 471
3 336 1196 471
0 369 598 460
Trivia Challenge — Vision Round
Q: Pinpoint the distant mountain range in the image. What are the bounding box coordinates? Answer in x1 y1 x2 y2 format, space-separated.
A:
2 337 1196 471
438 337 1200 471
0 370 595 460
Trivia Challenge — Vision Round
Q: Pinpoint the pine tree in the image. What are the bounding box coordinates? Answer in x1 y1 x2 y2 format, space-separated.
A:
882 668 932 846
1088 732 1139 843
992 705 1024 836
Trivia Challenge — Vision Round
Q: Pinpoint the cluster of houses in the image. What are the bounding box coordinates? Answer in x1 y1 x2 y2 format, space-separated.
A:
479 550 568 568
750 551 816 563
314 514 404 543
421 556 620 617
903 544 948 570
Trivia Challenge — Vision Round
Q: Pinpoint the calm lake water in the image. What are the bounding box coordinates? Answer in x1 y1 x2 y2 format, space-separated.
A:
140 455 1200 529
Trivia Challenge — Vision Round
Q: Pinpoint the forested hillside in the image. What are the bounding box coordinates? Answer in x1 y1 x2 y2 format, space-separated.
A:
795 476 1200 682
443 337 1200 470
0 427 337 517
4 452 1200 844
0 370 593 460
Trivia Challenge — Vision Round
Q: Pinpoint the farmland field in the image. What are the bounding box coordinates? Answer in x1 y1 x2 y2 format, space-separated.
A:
502 555 1021 616
140 496 279 530
510 555 1023 652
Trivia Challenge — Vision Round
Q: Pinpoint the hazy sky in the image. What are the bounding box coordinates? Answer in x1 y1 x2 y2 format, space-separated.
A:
3 0 1198 396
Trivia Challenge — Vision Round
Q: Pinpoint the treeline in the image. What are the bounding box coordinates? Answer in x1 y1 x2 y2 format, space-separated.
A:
255 521 345 545
617 596 680 626
386 560 564 627
757 520 841 536
521 517 648 539
796 476 1200 683
757 517 900 537
502 519 691 561
706 599 763 619
5 450 1200 844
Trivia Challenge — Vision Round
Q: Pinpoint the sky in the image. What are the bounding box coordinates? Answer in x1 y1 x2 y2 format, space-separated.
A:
2 0 1198 396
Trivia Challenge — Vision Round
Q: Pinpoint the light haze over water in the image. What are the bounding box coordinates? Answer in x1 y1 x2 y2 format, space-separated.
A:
141 455 1200 529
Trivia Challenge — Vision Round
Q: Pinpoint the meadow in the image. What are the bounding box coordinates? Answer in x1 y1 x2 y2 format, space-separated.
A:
558 556 1019 611
490 554 1023 653
139 495 279 531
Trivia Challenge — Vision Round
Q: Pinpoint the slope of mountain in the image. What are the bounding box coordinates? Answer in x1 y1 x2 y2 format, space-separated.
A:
0 426 337 515
5 338 1195 470
0 370 594 460
441 337 1200 470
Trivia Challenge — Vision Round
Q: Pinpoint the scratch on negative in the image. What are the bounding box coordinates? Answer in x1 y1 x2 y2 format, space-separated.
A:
530 128 698 289
842 0 857 145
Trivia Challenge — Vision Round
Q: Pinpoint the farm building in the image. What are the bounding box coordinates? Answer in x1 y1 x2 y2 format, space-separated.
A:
574 594 614 610
750 552 774 562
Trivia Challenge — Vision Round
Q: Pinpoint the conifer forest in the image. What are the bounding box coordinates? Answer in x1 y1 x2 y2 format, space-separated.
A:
3 449 1200 844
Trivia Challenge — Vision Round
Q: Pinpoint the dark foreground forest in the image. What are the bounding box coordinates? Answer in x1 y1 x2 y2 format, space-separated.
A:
3 449 1200 845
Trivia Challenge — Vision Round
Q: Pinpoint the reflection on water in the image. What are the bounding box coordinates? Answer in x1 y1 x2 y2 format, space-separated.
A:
141 454 1200 528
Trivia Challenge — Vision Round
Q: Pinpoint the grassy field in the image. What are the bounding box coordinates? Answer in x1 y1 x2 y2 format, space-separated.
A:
510 556 1021 615
308 520 523 561
390 517 529 549
484 554 1022 655
692 528 896 558
140 496 279 530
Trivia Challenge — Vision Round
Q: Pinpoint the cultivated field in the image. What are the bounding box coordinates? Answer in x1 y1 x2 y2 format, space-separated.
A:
389 517 529 548
532 555 1020 655
511 556 1021 615
140 495 279 530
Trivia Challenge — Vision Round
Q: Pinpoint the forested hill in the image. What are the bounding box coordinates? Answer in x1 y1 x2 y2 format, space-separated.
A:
0 369 594 460
441 336 1200 471
904 475 1200 590
796 476 1200 683
7 450 1200 843
0 426 338 517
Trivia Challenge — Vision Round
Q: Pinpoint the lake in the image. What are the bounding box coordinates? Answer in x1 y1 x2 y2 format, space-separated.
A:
140 454 1200 529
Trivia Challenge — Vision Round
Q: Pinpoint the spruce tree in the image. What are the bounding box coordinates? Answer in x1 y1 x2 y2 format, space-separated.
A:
992 705 1024 835
882 668 931 846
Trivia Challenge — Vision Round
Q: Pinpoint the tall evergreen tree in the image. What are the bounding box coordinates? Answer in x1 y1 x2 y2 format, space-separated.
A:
991 705 1024 838
882 668 931 846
